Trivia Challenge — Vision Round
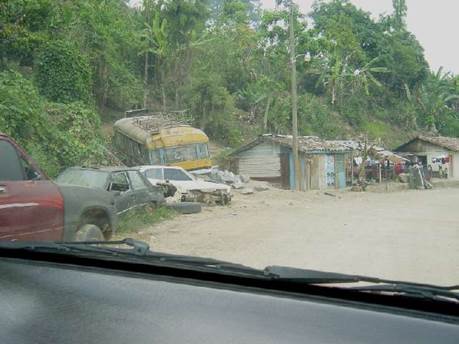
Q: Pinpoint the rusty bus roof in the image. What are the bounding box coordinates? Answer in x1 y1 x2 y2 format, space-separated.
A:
113 115 207 146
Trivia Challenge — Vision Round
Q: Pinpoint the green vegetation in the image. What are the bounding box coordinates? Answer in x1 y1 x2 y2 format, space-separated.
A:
1 0 458 174
117 206 177 234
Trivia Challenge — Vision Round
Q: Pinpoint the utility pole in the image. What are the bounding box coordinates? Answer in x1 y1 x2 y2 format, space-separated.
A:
289 0 302 191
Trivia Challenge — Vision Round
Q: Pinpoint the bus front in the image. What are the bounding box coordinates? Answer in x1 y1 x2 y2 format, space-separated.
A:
148 126 212 171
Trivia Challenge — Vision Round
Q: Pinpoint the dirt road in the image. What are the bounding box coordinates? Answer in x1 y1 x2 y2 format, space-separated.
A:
135 187 459 285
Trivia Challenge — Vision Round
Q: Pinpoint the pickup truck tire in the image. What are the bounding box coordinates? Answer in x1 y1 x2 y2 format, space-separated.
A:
166 202 202 214
74 224 105 241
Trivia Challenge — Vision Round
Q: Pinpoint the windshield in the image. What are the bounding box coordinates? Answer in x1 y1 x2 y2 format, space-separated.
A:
164 168 193 181
56 169 109 190
164 145 199 163
1 0 459 293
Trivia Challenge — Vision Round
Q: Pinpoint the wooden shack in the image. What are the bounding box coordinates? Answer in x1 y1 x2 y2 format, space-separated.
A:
395 135 459 179
228 135 352 190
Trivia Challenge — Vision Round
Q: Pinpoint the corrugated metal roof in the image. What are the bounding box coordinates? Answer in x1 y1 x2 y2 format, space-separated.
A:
229 134 352 156
269 135 352 153
412 135 459 152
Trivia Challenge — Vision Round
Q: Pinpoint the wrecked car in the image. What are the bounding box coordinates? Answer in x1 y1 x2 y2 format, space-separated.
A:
56 167 164 215
138 165 232 205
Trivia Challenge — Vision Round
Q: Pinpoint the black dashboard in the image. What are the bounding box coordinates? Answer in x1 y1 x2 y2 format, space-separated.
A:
1 258 458 344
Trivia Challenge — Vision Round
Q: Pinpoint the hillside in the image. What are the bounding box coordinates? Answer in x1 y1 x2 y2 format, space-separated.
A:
1 0 458 176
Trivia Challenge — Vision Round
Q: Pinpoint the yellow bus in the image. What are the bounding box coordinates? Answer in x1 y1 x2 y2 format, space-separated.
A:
113 115 211 171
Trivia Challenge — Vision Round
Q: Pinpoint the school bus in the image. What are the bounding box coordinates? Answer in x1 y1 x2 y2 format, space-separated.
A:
113 115 211 171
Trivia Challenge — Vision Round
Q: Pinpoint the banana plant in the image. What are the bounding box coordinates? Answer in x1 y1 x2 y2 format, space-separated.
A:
346 56 388 96
416 68 459 132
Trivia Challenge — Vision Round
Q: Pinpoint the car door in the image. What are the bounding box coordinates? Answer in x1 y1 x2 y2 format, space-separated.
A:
108 172 131 214
143 167 164 185
0 138 64 241
127 171 155 208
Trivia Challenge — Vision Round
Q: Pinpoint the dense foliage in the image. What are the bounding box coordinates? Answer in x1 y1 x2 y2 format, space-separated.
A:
1 0 459 173
0 71 105 176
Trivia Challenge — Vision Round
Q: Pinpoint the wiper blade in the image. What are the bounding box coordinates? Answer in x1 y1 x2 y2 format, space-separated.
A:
264 266 459 302
59 238 150 255
0 239 262 276
264 266 382 284
349 284 459 302
0 238 149 256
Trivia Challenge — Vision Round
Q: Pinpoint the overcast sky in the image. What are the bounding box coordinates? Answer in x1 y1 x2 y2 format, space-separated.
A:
262 0 458 75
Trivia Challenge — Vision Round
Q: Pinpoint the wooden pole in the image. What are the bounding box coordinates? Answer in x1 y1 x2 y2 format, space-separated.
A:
289 1 302 191
351 151 354 186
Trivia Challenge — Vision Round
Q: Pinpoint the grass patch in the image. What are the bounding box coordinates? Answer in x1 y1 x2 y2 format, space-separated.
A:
117 206 177 234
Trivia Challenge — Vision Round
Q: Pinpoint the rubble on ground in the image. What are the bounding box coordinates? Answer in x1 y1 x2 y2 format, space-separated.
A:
192 167 274 196
239 188 254 195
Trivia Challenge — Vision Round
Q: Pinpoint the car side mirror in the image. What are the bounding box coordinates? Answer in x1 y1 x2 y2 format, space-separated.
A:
31 171 42 181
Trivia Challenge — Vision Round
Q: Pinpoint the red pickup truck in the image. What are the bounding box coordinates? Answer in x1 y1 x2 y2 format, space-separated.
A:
0 133 117 241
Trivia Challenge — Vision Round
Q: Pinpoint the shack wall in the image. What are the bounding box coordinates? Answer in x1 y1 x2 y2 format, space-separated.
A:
397 139 458 178
453 153 459 179
288 153 347 190
237 142 281 178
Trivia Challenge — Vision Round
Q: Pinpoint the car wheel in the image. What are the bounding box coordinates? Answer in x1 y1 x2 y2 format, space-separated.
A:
74 224 105 241
166 202 202 214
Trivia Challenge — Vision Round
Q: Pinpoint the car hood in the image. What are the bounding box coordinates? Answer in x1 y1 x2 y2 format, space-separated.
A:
170 180 231 193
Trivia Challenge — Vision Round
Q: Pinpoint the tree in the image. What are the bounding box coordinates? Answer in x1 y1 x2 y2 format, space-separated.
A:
36 41 92 103
416 68 459 133
392 0 407 31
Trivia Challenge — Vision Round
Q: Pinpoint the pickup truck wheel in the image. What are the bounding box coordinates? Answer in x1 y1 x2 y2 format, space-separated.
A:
75 224 105 241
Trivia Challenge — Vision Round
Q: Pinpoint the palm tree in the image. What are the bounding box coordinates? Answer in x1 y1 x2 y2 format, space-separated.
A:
347 57 388 96
416 68 459 132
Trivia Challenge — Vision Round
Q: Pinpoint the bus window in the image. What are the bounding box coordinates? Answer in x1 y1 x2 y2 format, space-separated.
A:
196 143 209 159
149 150 161 164
164 145 197 163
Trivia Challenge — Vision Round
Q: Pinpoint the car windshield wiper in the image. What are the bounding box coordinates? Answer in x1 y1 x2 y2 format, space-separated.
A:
2 242 457 301
264 266 459 302
0 239 264 276
0 238 150 256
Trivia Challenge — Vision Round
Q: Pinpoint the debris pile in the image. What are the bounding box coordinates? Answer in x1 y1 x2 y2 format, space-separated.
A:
194 168 272 195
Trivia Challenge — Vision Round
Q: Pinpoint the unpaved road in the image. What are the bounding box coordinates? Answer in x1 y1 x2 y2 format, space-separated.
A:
132 187 459 285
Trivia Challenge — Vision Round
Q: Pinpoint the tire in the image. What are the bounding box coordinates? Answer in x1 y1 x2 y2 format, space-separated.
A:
74 224 105 241
166 202 202 214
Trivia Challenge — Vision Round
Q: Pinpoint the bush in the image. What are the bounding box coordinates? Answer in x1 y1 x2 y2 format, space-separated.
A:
0 70 105 177
117 206 177 234
36 40 92 103
44 102 105 167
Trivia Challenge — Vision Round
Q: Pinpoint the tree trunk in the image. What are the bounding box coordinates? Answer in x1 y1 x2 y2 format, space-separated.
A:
143 52 149 109
175 87 179 109
102 62 109 108
161 86 167 112
263 95 271 132
160 69 166 112
200 104 207 130
331 84 336 105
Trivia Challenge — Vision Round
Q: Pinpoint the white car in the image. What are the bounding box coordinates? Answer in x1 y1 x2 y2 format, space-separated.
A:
138 165 232 205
